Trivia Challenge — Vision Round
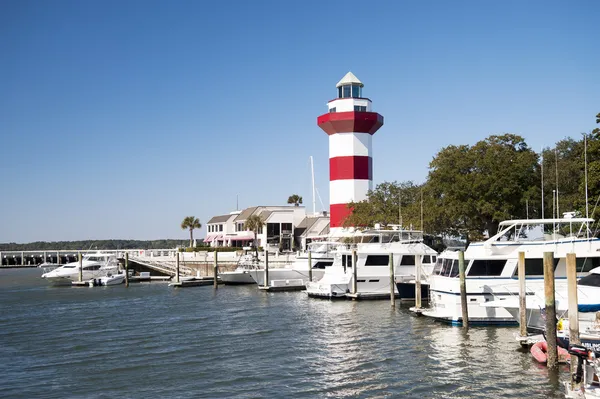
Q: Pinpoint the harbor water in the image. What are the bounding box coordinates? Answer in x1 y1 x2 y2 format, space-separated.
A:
1 268 568 398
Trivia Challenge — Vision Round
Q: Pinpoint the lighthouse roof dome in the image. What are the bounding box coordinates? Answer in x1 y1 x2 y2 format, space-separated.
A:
336 72 363 88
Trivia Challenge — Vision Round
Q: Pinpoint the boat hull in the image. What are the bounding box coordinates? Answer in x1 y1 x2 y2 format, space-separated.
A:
220 271 256 285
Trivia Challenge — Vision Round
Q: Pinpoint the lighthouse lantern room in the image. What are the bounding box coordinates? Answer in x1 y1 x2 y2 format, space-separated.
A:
317 72 384 231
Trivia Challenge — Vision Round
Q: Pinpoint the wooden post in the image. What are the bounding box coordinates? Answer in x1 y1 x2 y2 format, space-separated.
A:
43 251 46 264
544 251 558 370
213 250 218 288
518 251 527 338
566 253 580 387
308 250 313 283
78 252 83 282
415 254 422 309
57 251 61 265
175 252 180 283
458 251 468 329
389 253 396 306
125 252 129 287
351 249 358 295
264 250 269 288
21 251 24 266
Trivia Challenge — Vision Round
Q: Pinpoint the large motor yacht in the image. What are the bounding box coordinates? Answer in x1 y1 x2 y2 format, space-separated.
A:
420 216 600 325
305 228 438 299
41 252 120 285
248 241 341 287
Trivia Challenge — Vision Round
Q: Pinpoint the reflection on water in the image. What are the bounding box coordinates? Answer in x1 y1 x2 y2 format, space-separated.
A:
0 268 569 398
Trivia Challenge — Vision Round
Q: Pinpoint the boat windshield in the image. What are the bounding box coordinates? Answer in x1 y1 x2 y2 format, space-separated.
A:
85 256 108 262
495 221 592 242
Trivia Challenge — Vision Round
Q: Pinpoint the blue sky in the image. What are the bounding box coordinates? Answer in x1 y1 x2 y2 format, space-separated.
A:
1 0 598 243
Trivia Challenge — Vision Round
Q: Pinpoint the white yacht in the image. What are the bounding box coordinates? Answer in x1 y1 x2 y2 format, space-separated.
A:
306 228 438 299
219 253 261 285
41 252 120 285
481 266 600 334
248 241 340 287
420 217 600 325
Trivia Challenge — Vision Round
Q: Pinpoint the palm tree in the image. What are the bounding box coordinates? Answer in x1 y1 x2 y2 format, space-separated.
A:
287 194 303 206
244 214 265 258
180 216 202 248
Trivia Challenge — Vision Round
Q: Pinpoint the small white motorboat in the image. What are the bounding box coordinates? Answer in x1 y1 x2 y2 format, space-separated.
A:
88 272 125 287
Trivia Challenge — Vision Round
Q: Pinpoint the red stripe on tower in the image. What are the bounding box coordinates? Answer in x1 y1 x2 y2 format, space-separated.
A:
317 72 383 230
329 156 372 181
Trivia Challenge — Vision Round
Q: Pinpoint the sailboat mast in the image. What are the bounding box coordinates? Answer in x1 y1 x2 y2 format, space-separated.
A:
585 134 589 219
555 148 560 218
541 147 545 219
310 156 316 215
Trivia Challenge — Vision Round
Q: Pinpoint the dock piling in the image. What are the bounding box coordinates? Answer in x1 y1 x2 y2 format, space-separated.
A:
458 250 468 329
566 252 580 388
264 250 269 288
175 252 180 283
308 250 312 282
389 253 395 307
415 254 422 309
351 249 358 296
78 252 82 282
213 250 218 289
125 252 129 287
543 251 558 370
518 251 527 339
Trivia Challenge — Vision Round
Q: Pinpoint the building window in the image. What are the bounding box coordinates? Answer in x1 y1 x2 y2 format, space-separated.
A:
343 85 351 98
330 107 336 113
354 105 366 112
219 224 223 232
351 85 361 98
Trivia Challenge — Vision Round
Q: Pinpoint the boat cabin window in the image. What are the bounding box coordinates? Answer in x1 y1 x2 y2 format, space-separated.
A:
365 255 389 266
400 255 415 266
439 258 454 276
467 259 506 277
511 258 559 277
341 255 353 267
423 255 431 264
578 273 600 287
433 258 443 275
83 265 101 271
577 257 600 273
63 265 76 268
312 261 333 269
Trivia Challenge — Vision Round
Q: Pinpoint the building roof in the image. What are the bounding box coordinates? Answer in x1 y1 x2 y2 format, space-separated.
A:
336 71 363 88
207 214 233 224
259 210 272 220
234 207 258 222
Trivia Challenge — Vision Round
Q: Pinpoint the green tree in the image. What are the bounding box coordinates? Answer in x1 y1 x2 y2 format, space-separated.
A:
180 216 202 248
287 194 303 206
244 214 265 258
343 181 423 229
426 134 539 243
587 112 600 218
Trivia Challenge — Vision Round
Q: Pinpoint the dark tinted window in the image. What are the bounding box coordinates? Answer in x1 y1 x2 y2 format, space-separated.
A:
468 260 506 276
365 255 389 266
423 255 431 263
512 258 560 277
433 258 443 275
400 255 415 266
578 273 600 287
313 261 333 269
449 260 459 277
341 255 352 267
577 257 600 273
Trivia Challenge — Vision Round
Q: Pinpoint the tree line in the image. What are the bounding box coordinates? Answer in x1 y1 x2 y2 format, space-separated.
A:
0 239 188 251
344 112 600 243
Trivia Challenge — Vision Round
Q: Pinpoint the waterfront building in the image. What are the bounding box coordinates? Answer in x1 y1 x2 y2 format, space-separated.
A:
204 206 307 252
317 72 384 232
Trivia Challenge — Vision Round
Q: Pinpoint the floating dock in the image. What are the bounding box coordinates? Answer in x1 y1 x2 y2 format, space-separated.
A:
258 279 306 292
168 277 218 288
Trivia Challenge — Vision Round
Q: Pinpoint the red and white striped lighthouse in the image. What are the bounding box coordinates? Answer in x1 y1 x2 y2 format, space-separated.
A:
317 72 384 230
